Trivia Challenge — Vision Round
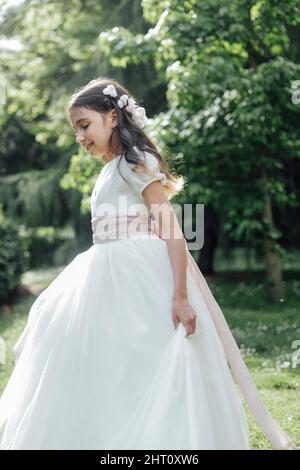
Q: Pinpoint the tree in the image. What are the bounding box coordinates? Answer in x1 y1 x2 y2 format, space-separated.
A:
98 0 300 301
0 0 165 229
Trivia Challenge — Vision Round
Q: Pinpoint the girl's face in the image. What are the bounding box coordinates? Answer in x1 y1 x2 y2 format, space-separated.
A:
69 107 119 161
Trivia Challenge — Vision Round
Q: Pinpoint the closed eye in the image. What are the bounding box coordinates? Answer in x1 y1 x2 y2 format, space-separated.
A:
74 124 89 136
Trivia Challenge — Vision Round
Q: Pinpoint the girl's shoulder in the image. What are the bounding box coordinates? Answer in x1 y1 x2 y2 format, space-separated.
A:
120 148 167 197
121 148 160 174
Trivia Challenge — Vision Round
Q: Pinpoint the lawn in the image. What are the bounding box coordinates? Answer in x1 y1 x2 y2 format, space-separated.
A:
0 258 299 450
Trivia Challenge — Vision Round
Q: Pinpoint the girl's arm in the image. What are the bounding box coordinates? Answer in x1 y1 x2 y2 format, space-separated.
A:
142 181 197 336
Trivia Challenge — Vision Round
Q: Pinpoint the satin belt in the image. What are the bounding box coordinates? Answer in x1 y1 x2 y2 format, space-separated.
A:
91 214 295 450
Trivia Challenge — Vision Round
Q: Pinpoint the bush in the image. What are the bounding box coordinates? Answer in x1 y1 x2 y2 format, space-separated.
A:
0 219 26 301
19 225 76 268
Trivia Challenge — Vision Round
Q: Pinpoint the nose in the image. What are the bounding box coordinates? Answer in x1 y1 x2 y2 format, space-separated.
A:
76 133 83 144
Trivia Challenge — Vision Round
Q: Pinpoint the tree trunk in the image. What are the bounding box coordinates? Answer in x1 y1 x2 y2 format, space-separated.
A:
198 205 219 275
260 170 284 302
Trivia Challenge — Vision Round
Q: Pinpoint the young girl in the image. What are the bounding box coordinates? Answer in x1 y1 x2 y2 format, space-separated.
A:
0 77 296 450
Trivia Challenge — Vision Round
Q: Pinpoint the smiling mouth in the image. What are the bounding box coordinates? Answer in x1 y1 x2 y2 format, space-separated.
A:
86 143 94 150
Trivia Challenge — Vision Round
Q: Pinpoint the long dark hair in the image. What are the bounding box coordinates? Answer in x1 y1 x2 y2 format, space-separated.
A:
66 77 185 199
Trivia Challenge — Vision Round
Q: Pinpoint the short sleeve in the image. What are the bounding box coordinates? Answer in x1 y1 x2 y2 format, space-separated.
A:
125 151 167 197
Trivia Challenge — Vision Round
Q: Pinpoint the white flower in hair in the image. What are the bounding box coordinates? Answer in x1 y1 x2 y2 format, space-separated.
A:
117 94 129 108
133 106 147 128
103 84 117 97
125 97 136 114
102 85 148 128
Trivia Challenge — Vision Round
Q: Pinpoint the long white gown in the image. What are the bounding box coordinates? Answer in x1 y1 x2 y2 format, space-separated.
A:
0 150 252 450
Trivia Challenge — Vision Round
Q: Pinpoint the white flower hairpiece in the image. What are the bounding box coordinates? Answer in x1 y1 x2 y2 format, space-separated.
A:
102 84 148 129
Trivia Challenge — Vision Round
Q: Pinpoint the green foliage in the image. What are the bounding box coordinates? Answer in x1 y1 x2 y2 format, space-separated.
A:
20 225 75 269
0 164 72 227
1 0 300 278
60 147 101 213
0 0 163 232
0 0 156 153
98 0 300 250
0 204 26 300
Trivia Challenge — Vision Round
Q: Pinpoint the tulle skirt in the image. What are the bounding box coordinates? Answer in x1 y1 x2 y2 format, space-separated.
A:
0 236 251 449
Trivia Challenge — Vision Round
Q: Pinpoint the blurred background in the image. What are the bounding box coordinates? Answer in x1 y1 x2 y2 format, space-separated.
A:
0 0 299 449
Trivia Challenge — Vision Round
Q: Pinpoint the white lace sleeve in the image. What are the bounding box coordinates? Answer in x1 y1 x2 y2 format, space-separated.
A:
125 151 167 197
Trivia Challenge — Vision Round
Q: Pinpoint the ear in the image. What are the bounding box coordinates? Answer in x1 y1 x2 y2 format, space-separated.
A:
111 108 118 128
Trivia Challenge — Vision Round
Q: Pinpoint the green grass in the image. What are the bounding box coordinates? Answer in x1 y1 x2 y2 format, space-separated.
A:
207 274 300 450
0 263 299 450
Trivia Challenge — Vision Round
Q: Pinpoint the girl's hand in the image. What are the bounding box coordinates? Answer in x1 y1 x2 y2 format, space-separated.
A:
172 297 197 337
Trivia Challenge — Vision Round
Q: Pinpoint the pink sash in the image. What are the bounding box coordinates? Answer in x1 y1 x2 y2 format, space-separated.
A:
92 214 296 450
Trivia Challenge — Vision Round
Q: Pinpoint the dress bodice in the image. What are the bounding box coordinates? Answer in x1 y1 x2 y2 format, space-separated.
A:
91 149 167 220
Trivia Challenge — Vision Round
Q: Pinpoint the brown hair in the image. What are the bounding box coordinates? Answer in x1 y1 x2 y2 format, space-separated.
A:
66 76 186 199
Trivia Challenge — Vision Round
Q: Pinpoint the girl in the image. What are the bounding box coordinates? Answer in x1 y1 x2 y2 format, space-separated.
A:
0 77 296 450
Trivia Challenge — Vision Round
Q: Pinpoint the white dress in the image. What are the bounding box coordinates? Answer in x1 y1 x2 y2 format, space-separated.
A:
0 151 251 450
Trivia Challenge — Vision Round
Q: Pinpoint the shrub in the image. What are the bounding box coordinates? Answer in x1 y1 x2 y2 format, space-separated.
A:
0 219 26 301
